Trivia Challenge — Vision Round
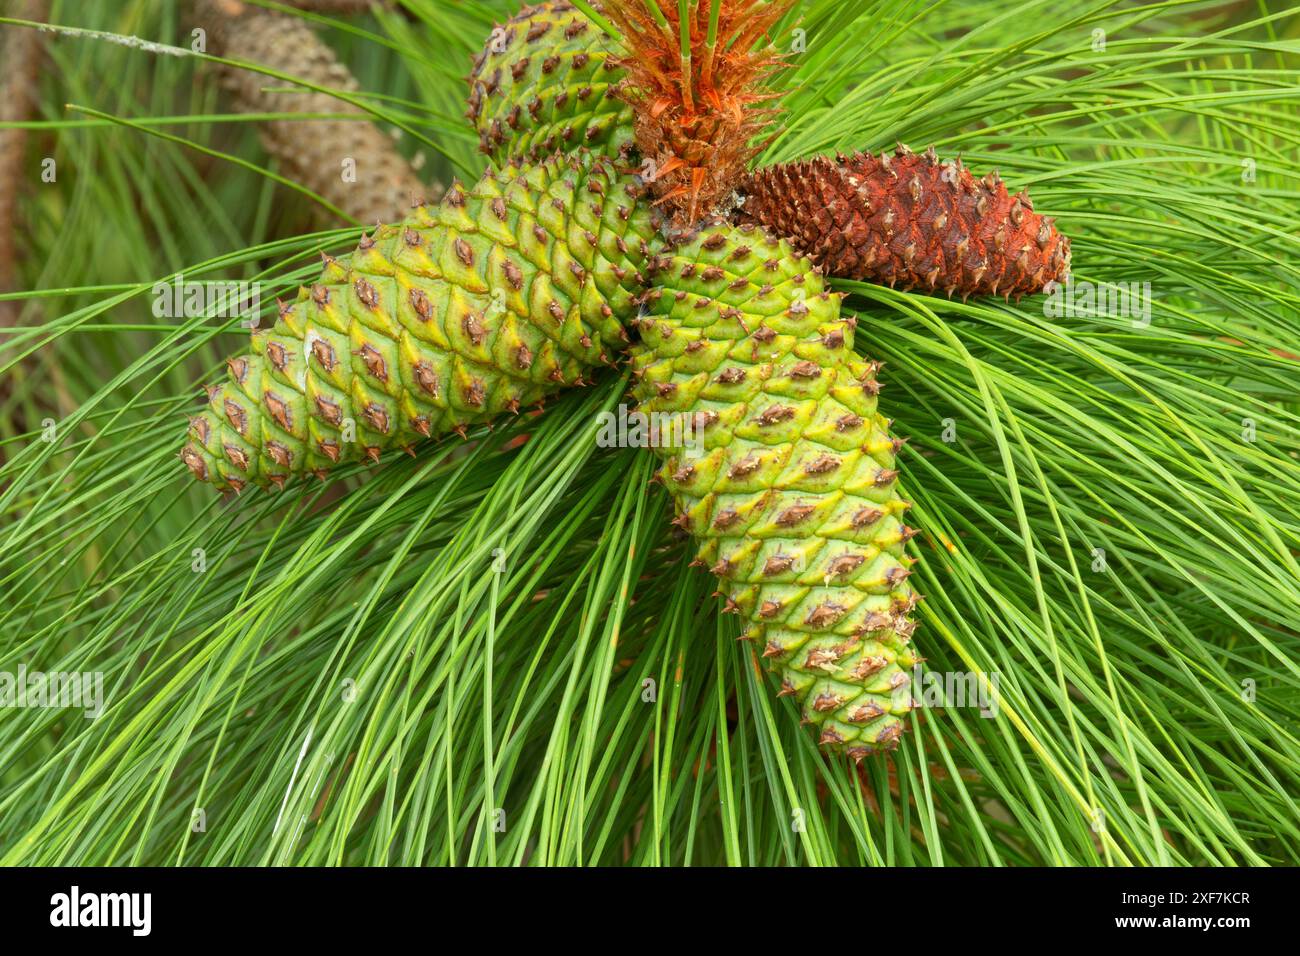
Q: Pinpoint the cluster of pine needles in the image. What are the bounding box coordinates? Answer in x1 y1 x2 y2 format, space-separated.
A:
0 0 1297 865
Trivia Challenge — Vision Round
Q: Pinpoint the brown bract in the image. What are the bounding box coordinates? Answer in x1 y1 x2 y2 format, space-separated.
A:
604 0 793 227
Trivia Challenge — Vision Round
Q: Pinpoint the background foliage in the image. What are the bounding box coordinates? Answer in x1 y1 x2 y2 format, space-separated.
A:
0 0 1297 865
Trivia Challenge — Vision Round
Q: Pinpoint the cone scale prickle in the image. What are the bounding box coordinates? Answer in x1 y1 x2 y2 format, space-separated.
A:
181 152 653 492
630 222 919 755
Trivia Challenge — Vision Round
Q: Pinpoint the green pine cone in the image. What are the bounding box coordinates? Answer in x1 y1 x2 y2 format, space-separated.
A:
629 222 920 758
468 1 634 166
182 151 654 492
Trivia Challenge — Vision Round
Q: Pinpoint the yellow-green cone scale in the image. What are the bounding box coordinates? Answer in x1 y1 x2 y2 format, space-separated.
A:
630 222 920 756
468 1 634 166
182 151 654 492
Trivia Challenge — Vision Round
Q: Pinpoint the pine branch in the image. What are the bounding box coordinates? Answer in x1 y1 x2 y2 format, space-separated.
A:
194 0 437 225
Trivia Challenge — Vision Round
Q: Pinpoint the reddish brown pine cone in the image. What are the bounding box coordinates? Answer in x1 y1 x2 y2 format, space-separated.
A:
735 145 1071 301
